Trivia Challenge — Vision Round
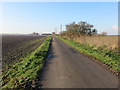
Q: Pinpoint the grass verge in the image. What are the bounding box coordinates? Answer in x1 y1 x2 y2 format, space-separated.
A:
2 36 52 89
57 36 119 73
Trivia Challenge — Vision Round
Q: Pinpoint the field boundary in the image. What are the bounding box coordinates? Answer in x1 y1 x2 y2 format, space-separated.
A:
56 36 119 76
2 36 52 89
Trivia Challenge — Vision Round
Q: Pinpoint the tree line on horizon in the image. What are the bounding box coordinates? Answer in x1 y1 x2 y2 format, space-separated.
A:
60 21 107 39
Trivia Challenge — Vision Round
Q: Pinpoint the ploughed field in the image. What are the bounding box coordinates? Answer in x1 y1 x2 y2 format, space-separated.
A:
2 35 46 69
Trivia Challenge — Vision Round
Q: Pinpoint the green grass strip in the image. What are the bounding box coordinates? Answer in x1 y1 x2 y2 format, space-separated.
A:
2 36 52 89
57 36 119 72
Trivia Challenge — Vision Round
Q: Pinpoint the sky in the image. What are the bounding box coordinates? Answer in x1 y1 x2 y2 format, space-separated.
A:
0 2 118 35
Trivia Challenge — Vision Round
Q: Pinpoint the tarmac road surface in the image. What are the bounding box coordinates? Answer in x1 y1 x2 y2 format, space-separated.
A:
39 36 118 88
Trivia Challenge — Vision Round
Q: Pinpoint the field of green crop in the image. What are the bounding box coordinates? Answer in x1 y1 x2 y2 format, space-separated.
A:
57 36 119 73
2 36 52 89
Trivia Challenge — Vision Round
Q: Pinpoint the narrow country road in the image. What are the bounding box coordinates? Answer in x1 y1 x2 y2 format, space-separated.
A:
39 36 118 88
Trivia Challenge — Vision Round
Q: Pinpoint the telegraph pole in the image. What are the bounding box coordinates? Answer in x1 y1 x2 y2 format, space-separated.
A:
60 24 62 33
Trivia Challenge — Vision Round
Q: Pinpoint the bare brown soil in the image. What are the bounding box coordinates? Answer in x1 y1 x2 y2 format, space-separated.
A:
2 35 46 69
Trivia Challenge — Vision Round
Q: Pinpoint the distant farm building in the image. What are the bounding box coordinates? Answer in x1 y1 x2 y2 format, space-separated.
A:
32 32 39 35
52 32 55 34
41 33 51 35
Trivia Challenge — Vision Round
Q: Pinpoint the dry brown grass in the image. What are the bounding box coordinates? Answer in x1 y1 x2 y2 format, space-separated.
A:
74 36 119 51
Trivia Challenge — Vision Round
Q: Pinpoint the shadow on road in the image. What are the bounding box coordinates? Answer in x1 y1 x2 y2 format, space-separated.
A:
36 42 56 88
